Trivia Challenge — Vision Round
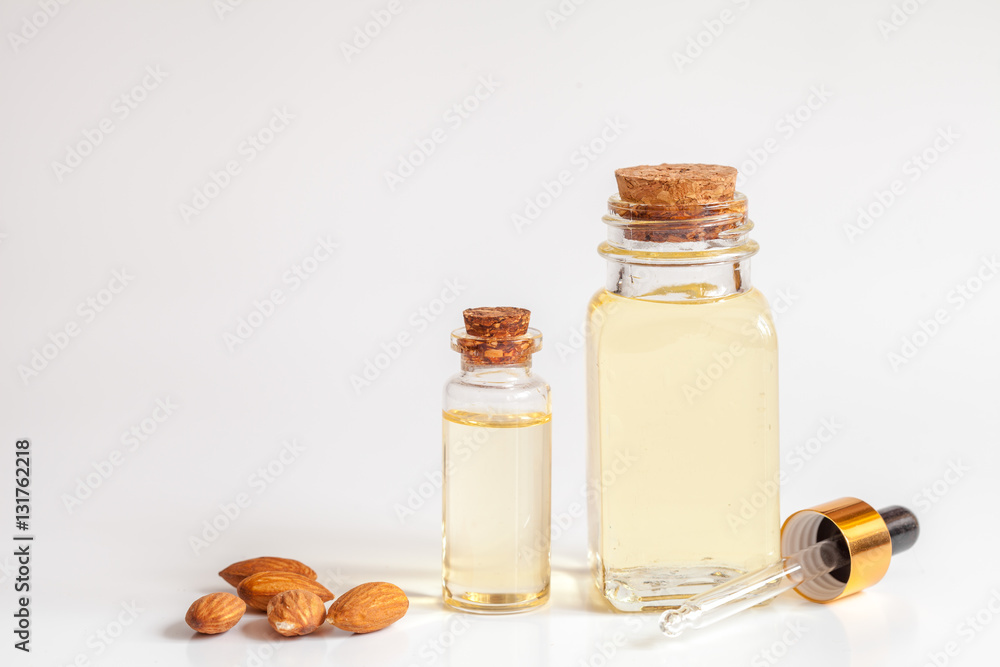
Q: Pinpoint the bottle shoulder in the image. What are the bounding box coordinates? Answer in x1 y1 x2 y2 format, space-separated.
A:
588 287 777 342
443 369 551 416
590 287 774 315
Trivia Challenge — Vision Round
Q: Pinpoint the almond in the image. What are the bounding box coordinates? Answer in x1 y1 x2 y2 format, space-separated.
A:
219 557 317 588
237 571 334 611
266 589 327 636
325 582 408 633
185 592 246 634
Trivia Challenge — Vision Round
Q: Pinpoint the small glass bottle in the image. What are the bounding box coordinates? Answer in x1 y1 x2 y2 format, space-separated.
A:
442 307 552 614
586 164 780 611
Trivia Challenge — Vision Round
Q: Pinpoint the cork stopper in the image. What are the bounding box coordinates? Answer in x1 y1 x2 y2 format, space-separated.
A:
610 163 746 242
615 164 737 206
452 307 541 366
462 307 530 338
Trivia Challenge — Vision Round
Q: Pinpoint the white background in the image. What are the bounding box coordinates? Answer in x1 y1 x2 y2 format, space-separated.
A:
1 1 998 665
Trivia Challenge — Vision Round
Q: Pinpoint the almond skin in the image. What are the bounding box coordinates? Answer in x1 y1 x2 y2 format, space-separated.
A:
267 589 327 636
237 571 334 611
326 582 408 633
219 557 317 588
185 592 246 634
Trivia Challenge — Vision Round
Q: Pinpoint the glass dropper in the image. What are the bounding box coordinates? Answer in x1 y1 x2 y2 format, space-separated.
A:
659 503 919 638
660 537 846 637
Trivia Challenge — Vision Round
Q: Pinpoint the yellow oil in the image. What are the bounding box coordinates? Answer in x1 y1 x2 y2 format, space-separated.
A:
587 287 780 611
442 410 551 613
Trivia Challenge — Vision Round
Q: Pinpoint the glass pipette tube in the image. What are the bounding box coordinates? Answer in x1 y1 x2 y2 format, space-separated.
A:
659 537 847 637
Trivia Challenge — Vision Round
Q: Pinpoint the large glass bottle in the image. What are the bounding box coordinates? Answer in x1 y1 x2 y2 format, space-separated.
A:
443 307 552 614
586 164 780 611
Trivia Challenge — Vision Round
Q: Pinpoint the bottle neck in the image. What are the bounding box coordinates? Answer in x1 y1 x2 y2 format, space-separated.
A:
599 193 758 302
458 359 535 387
458 360 533 383
605 259 753 301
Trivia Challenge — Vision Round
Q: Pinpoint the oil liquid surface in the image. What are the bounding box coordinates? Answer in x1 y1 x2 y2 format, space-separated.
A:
443 410 551 613
587 288 780 611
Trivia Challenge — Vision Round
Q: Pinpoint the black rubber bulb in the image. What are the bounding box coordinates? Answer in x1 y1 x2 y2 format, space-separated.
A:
878 505 920 555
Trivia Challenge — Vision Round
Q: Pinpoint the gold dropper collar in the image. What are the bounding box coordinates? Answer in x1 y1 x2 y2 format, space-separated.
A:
780 497 893 603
